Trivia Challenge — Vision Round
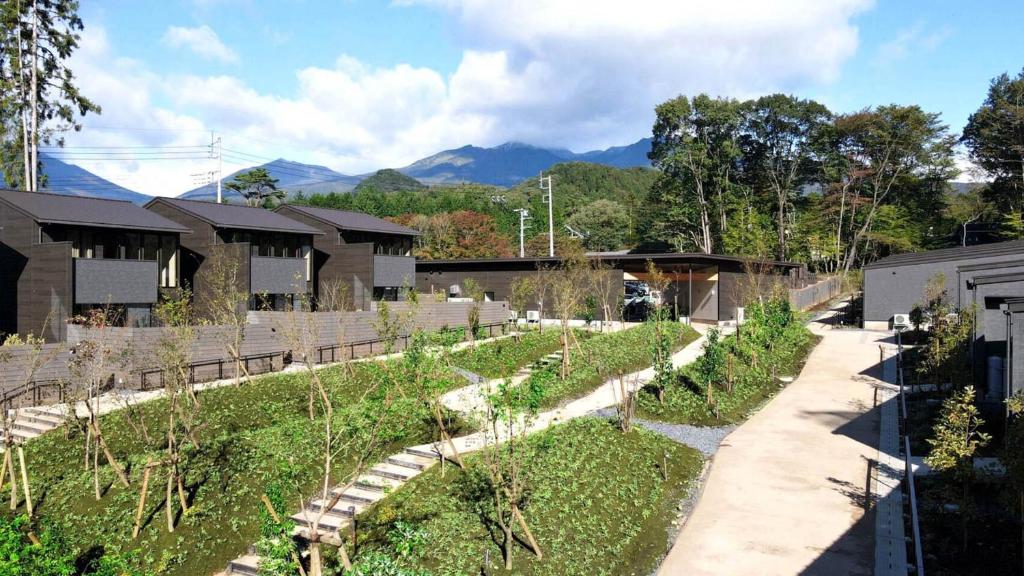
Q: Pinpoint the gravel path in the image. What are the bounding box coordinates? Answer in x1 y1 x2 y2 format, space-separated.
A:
591 408 735 456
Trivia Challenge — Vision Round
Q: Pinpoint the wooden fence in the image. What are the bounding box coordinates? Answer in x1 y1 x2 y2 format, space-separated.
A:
0 301 511 404
789 276 842 311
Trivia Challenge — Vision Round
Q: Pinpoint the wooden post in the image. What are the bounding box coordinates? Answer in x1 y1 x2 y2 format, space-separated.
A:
260 494 308 576
512 505 542 559
17 446 31 517
132 458 154 539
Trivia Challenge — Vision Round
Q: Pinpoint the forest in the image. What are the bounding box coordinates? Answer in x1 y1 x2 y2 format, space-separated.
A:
292 68 1024 272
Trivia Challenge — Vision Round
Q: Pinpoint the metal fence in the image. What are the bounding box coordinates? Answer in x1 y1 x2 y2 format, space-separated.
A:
895 330 926 576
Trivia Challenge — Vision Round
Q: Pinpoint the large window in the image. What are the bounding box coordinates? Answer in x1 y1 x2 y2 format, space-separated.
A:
46 226 179 288
340 231 413 256
220 230 307 260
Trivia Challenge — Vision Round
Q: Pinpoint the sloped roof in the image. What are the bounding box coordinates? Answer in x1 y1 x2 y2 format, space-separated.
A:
277 205 420 236
146 198 322 235
0 189 189 233
864 240 1024 269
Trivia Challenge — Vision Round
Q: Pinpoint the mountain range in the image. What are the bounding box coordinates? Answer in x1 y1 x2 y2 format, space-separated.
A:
33 138 654 203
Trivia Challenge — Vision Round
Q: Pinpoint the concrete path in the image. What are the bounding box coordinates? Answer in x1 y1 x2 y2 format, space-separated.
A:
656 324 885 576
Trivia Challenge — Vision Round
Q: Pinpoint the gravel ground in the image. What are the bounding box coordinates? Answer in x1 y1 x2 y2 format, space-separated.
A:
591 408 736 456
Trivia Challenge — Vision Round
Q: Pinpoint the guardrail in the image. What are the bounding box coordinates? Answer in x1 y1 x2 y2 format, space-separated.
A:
314 321 507 364
139 350 288 391
895 330 926 576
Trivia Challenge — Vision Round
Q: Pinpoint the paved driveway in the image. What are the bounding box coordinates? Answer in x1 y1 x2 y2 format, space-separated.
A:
657 327 883 576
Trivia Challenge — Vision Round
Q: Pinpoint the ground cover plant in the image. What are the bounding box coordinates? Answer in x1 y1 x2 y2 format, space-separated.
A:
352 417 702 576
4 324 568 576
637 297 818 425
447 328 566 379
527 322 699 409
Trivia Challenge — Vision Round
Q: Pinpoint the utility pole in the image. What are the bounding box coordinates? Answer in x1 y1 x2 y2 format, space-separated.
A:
539 172 554 257
211 132 223 203
515 208 531 258
29 0 38 192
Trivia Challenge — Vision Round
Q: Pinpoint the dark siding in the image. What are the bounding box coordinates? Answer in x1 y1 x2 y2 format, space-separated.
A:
0 203 35 338
864 250 1024 324
25 242 72 341
335 244 375 310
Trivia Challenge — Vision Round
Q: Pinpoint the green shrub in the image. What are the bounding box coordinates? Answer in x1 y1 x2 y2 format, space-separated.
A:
531 322 698 409
638 297 816 425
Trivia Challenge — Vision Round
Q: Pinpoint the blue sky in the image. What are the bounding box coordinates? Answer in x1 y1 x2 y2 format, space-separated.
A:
63 0 1024 195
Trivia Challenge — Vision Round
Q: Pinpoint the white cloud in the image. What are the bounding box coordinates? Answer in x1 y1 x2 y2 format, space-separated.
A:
162 25 239 64
876 22 953 65
60 2 875 196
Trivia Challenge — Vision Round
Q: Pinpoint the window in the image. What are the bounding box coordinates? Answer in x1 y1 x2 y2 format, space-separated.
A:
373 287 399 301
484 292 495 302
160 236 177 288
143 234 159 261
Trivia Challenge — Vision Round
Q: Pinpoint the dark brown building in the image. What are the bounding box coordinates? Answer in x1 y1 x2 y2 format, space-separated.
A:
0 189 190 341
274 205 418 310
144 198 322 312
415 253 803 323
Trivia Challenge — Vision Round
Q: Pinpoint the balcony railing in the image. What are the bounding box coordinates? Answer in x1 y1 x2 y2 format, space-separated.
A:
250 256 307 294
74 258 159 304
373 254 415 287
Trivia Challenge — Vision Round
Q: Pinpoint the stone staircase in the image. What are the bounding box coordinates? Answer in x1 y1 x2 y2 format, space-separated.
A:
4 406 66 446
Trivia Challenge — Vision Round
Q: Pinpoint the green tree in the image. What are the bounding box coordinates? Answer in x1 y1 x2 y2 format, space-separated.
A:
925 386 990 552
353 168 427 193
0 0 100 190
648 94 744 253
566 199 630 251
225 167 284 208
834 106 956 272
961 69 1024 210
944 188 992 246
740 94 831 261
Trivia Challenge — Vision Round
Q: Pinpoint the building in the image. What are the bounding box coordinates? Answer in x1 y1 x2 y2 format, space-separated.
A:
1002 298 1024 403
144 198 322 312
0 189 190 341
415 253 805 324
863 240 1024 331
274 205 418 310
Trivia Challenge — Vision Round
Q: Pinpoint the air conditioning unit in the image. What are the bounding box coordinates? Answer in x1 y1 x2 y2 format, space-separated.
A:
892 313 911 331
526 310 540 323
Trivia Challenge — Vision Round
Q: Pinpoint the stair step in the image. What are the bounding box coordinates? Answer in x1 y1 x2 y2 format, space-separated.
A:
369 462 418 482
12 421 51 435
290 510 350 532
227 554 260 576
20 406 67 419
385 453 435 471
404 445 441 459
307 498 367 517
19 412 63 426
332 486 383 504
10 428 40 440
354 474 403 493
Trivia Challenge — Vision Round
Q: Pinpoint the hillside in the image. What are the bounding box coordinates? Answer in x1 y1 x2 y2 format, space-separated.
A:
34 154 151 204
179 159 361 201
353 169 427 193
398 138 653 186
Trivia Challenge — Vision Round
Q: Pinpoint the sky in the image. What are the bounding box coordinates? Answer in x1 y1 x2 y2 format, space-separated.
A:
51 0 1024 196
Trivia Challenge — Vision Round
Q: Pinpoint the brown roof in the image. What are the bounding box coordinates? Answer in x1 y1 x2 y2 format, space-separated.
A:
146 197 322 235
0 189 189 233
277 205 420 236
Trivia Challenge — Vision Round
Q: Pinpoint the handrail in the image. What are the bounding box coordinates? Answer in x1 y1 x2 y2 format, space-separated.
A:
895 329 925 576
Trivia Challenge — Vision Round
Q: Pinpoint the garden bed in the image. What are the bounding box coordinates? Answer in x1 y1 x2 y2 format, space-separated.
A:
9 329 569 576
352 417 703 576
637 321 818 426
528 322 699 410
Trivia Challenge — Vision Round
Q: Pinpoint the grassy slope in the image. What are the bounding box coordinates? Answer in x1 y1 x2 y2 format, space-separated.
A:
356 417 702 576
16 332 565 576
533 323 699 410
448 329 566 379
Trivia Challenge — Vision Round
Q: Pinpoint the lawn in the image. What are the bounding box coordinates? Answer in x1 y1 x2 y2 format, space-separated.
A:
529 322 700 410
12 329 567 576
353 417 703 576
